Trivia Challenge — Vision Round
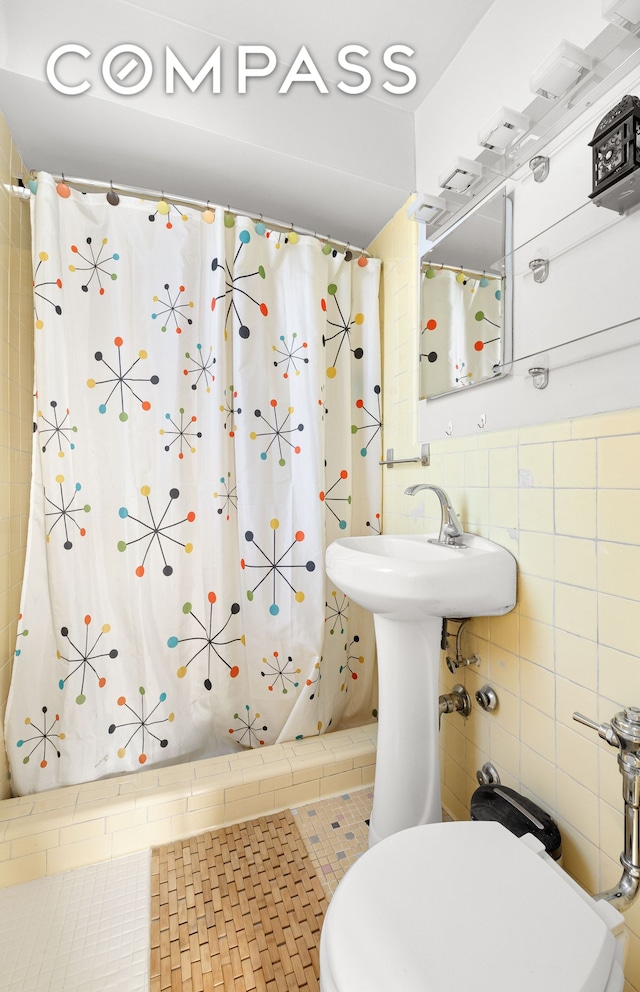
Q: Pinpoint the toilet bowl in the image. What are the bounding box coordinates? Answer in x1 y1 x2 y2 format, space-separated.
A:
319 820 625 992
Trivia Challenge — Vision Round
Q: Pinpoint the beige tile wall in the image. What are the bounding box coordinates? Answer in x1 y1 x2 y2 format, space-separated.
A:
370 200 640 991
0 113 33 801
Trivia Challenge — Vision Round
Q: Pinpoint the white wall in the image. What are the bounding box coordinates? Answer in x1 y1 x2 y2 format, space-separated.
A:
414 0 604 193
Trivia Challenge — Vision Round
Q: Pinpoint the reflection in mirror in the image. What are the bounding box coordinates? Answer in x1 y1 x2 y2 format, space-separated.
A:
419 190 512 400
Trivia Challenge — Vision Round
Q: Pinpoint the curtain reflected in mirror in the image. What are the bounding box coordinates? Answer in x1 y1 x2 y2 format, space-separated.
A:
419 191 512 400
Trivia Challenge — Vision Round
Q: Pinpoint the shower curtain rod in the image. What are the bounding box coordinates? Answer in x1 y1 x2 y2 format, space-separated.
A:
423 261 502 278
15 173 370 256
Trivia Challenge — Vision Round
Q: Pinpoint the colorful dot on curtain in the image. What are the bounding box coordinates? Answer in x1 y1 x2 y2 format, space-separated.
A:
495 289 502 300
157 200 170 215
475 311 485 321
239 229 251 243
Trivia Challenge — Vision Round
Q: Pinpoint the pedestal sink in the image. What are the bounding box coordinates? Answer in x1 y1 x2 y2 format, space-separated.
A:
325 532 516 846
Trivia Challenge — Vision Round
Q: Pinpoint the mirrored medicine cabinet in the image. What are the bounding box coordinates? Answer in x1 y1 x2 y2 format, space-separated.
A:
418 190 513 401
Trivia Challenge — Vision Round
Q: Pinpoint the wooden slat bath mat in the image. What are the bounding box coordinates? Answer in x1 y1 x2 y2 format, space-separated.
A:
150 810 327 991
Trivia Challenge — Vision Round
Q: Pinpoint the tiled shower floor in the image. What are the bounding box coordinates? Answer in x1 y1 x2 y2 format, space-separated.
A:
0 848 151 991
0 790 375 991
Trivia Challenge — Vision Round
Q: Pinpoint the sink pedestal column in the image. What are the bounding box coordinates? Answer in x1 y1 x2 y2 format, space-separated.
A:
369 614 443 847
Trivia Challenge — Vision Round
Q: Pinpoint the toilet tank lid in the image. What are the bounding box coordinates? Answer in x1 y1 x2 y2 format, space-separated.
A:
321 821 623 992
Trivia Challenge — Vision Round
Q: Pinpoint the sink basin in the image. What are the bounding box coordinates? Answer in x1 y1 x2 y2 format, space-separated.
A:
325 530 517 846
326 533 516 620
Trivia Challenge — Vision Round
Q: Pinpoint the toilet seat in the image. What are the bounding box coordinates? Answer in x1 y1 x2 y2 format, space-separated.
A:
319 820 625 992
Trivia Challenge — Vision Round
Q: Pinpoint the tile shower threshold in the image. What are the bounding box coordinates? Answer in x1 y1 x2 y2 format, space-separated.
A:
0 724 377 887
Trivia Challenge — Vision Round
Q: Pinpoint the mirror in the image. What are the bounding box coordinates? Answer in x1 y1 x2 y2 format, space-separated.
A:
418 190 513 400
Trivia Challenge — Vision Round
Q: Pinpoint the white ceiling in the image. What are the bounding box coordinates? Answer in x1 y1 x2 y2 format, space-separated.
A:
0 0 495 246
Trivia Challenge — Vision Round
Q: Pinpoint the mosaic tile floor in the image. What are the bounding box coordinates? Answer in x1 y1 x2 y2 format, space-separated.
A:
291 789 373 897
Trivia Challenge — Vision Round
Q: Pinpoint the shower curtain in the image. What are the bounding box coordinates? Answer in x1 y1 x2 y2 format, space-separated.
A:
5 173 381 795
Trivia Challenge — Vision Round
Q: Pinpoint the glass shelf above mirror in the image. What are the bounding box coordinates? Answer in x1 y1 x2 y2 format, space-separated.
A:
497 313 640 380
506 198 628 277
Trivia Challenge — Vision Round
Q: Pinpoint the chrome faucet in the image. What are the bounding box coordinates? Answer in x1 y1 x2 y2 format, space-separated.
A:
404 484 465 547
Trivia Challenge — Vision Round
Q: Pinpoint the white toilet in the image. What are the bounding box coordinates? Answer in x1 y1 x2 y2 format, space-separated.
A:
319 820 625 992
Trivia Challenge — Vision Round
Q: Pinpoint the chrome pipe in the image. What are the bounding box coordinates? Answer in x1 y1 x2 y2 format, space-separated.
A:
595 868 640 912
574 707 640 910
438 685 471 729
